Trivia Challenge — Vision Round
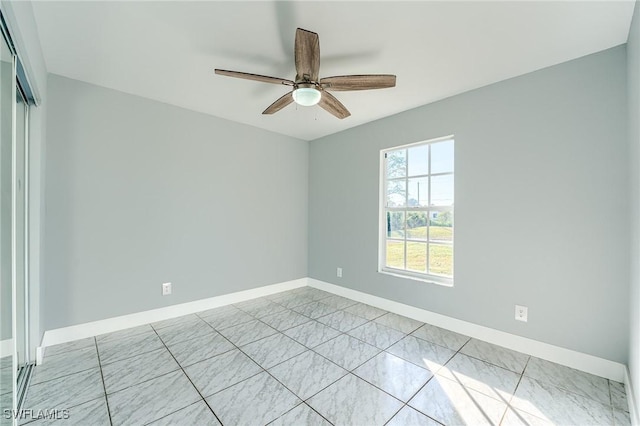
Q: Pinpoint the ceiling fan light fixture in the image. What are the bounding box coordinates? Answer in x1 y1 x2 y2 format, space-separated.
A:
292 87 321 106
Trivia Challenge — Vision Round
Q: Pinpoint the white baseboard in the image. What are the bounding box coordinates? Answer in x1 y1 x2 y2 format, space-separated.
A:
625 366 640 426
35 346 43 365
39 276 627 385
308 278 627 382
40 278 307 350
0 339 12 359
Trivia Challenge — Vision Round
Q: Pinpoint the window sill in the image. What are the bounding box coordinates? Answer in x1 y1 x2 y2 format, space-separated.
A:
378 268 453 287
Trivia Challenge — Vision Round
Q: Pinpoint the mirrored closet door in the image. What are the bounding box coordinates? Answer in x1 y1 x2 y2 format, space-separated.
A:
0 14 34 421
14 86 28 401
0 26 14 425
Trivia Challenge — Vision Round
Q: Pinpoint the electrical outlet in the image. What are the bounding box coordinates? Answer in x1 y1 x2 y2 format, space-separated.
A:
162 282 172 296
515 305 528 322
337 267 343 278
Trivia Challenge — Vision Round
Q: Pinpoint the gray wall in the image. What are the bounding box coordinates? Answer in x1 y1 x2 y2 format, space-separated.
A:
628 0 639 417
44 75 308 330
309 46 629 363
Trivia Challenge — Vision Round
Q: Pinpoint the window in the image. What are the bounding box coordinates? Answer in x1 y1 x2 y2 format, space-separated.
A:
380 136 454 285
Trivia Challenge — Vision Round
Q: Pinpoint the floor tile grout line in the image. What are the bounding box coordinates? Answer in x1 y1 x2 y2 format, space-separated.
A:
140 400 204 426
522 373 616 411
394 335 473 425
265 401 334 426
193 293 624 424
150 314 204 332
99 320 494 426
37 340 96 360
154 321 226 346
192 295 388 423
240 303 440 409
18 396 110 426
521 355 615 406
431 338 530 420
376 333 455 372
172 345 238 370
190 367 265 403
98 341 166 368
99 341 192 395
152 298 444 403
381 405 408 426
34 289 624 426
30 343 100 383
26 364 100 388
34 344 97 362
453 342 528 376
195 310 309 395
264 329 349 371
438 334 510 423
200 315 256 332
95 326 155 345
94 337 114 426
150 328 225 426
21 346 110 422
283 328 416 412
351 354 433 406
104 368 185 397
237 337 308 370
500 356 538 426
199 317 337 425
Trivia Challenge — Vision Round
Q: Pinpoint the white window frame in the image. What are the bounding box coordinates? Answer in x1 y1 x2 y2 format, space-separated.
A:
378 135 454 287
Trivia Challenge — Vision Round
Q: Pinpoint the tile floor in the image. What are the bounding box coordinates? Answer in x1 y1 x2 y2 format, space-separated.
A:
18 287 632 425
1 356 12 426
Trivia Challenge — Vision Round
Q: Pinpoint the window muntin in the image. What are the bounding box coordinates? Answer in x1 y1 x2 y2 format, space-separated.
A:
380 137 454 285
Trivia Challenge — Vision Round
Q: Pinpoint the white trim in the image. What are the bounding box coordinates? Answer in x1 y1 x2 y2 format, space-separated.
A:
308 278 627 382
379 136 455 285
0 339 13 358
625 366 640 426
39 278 306 350
381 134 455 152
379 268 453 287
22 98 30 364
38 277 627 384
35 346 42 366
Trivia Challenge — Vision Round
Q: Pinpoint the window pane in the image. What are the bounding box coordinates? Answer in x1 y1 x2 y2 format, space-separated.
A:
429 244 453 277
386 179 406 207
381 139 454 283
408 145 429 176
429 211 453 242
430 174 454 206
407 242 427 272
431 140 454 174
386 149 406 179
386 240 405 269
386 211 405 238
407 177 428 207
406 212 428 240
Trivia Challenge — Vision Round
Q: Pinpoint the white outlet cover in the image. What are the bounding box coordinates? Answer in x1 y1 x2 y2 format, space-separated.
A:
162 282 172 296
515 305 528 322
337 267 342 278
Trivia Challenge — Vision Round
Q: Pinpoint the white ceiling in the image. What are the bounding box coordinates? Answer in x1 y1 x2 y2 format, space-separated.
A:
32 1 635 141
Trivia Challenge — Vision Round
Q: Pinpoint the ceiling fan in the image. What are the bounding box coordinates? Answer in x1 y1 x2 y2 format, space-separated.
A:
214 28 396 119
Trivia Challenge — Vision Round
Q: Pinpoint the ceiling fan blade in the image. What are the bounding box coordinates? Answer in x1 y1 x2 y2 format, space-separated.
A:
320 75 396 91
215 69 294 86
318 91 351 119
263 92 294 115
294 28 320 82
